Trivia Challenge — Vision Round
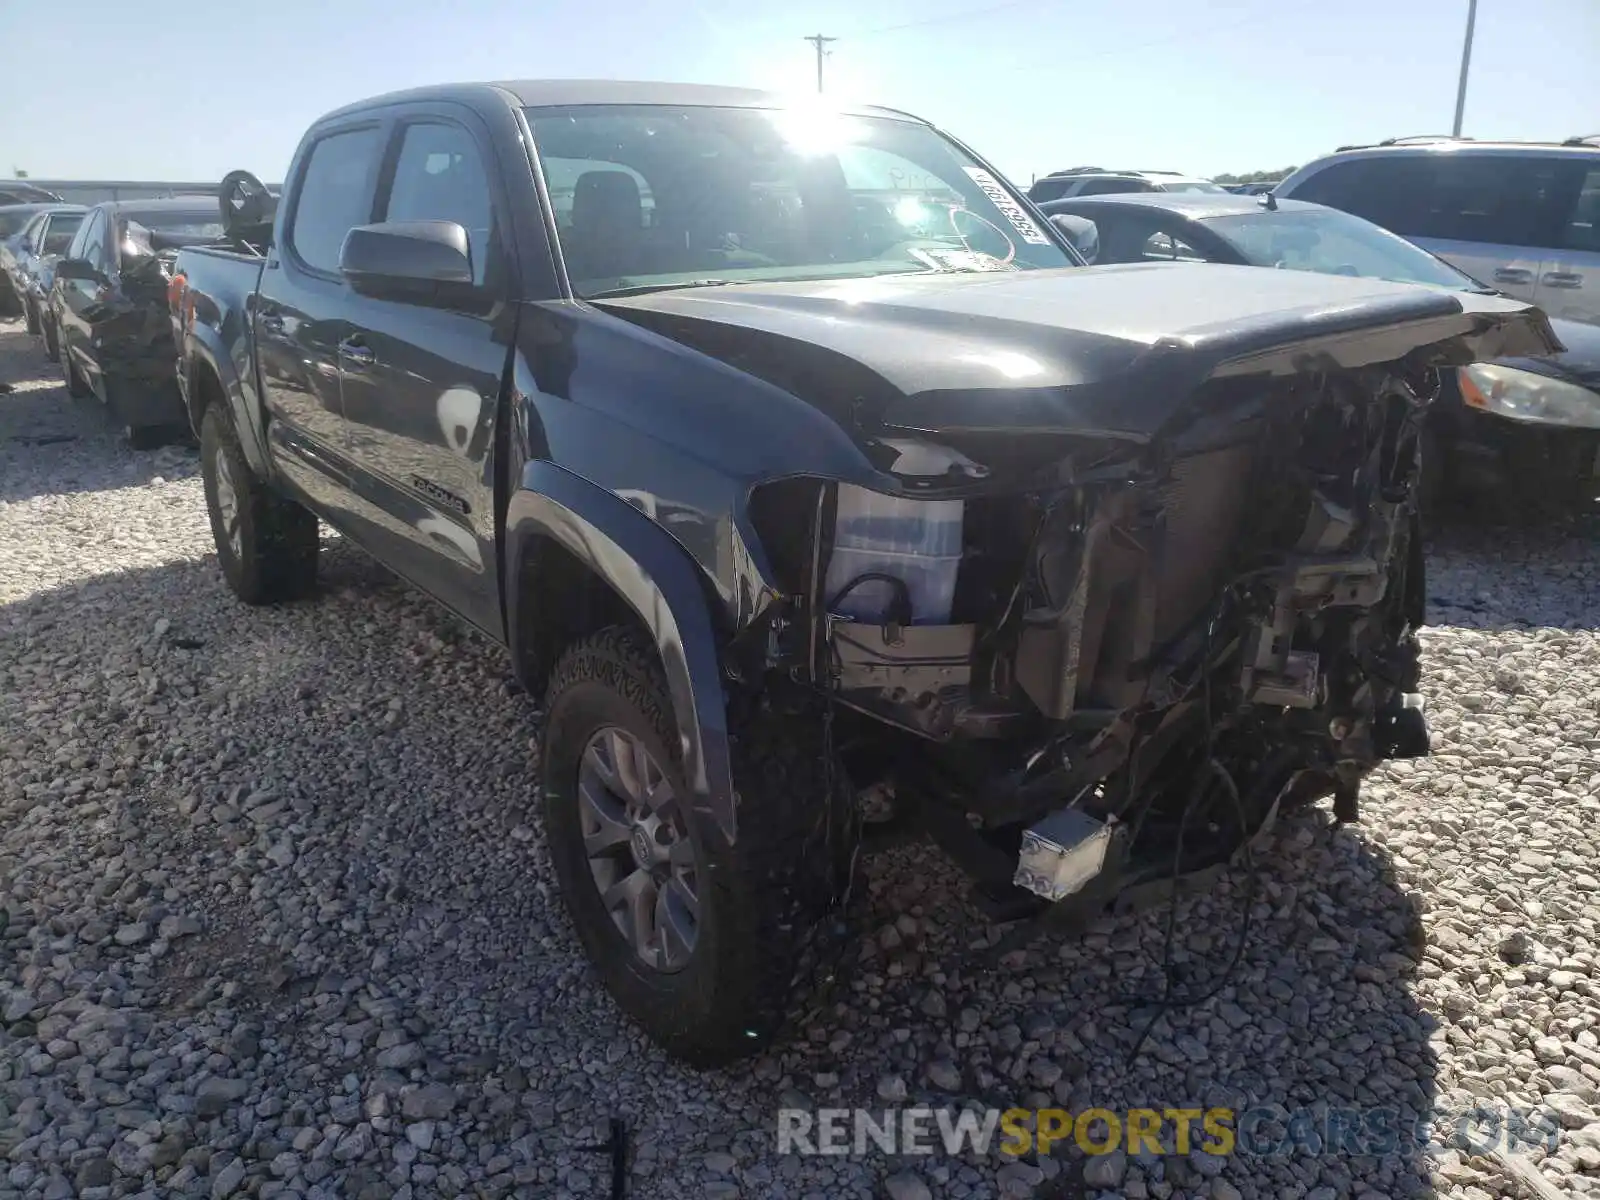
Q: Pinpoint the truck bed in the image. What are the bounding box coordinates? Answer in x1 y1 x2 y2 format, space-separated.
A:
169 242 270 435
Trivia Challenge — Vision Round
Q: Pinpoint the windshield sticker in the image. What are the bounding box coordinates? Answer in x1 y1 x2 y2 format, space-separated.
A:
963 169 1052 245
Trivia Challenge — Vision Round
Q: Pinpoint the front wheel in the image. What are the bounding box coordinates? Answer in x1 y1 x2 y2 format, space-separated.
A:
23 297 40 336
541 627 860 1065
41 316 60 363
199 407 319 605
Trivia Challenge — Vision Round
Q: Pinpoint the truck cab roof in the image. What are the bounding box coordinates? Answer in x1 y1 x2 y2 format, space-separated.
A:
320 80 932 124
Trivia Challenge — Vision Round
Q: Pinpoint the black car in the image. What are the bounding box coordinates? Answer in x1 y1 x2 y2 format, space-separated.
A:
2 206 86 337
171 80 1549 1065
1040 191 1600 512
48 198 223 447
0 202 68 313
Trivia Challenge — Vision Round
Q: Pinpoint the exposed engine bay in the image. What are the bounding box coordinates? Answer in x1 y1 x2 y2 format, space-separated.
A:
746 362 1435 919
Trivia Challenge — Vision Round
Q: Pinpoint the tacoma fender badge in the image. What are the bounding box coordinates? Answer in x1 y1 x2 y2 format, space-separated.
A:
410 475 470 516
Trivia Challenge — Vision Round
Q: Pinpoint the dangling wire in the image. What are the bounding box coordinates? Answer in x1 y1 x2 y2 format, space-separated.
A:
1120 589 1262 1064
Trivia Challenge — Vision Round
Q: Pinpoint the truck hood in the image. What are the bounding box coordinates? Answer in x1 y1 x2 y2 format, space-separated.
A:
598 262 1559 442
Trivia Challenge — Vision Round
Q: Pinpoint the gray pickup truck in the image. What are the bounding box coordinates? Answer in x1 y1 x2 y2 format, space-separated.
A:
169 80 1554 1065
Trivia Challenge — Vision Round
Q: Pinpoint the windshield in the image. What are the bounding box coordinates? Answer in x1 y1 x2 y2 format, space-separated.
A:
1161 180 1228 193
1204 206 1479 290
525 104 1074 297
125 211 224 238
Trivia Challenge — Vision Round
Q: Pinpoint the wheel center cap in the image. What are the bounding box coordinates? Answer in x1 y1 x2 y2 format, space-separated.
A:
630 827 654 868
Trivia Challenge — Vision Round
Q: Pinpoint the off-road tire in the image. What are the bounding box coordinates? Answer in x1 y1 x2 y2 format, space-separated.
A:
60 345 89 398
23 298 39 336
542 626 860 1066
108 382 178 452
41 317 60 364
199 407 319 605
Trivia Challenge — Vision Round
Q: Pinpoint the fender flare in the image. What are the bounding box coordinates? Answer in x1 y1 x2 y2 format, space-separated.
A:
182 326 271 478
506 460 738 844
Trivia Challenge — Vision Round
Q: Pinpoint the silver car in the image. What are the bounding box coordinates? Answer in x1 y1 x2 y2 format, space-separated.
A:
1275 136 1600 326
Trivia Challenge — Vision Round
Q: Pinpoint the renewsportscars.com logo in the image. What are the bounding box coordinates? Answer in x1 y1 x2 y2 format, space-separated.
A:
776 1104 1565 1159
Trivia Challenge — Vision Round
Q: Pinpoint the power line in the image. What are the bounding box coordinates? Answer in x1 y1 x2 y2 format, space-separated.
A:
804 33 838 92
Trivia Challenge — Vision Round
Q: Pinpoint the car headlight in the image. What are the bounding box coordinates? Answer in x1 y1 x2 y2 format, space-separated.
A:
1458 362 1600 429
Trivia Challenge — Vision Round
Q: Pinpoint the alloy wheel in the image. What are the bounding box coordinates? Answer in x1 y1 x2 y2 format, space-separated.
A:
212 443 243 562
576 726 700 971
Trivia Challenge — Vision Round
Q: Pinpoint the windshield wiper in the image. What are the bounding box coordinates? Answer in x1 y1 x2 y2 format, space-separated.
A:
586 279 751 299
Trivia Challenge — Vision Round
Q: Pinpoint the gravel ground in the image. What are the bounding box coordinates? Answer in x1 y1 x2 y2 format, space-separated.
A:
3 313 1600 1200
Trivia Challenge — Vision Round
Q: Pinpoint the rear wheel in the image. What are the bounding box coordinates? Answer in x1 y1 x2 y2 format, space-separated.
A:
541 627 860 1065
23 297 39 336
199 407 319 605
41 316 60 364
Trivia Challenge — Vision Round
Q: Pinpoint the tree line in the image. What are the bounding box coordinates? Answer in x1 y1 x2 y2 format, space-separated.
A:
1212 166 1299 184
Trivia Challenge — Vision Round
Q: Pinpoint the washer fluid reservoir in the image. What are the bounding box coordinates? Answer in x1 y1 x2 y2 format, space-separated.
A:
825 440 979 626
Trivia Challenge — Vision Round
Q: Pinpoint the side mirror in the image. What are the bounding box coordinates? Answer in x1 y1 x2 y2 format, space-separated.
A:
1048 213 1099 264
339 221 475 299
54 257 101 283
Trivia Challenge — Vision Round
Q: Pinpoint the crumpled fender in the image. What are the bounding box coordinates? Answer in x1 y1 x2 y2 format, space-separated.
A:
505 460 737 844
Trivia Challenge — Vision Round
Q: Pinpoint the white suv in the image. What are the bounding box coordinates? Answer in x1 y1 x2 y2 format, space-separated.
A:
1027 168 1226 204
1275 137 1600 326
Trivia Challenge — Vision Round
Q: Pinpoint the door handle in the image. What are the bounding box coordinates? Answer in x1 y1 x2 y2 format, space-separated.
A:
339 337 376 368
1493 267 1533 284
1541 271 1583 289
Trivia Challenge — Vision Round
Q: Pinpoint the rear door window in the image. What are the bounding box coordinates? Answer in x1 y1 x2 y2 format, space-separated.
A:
287 126 386 275
1559 165 1600 252
42 213 83 255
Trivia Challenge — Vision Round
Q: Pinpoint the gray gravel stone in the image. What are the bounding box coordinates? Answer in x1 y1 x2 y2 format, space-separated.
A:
1084 1148 1127 1189
4 318 1599 1200
400 1083 457 1121
210 1157 245 1198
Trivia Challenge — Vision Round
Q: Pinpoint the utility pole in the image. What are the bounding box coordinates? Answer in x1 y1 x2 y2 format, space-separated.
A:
1451 0 1478 137
804 34 837 93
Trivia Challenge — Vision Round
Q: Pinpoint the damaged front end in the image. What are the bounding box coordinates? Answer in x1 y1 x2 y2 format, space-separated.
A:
745 361 1439 920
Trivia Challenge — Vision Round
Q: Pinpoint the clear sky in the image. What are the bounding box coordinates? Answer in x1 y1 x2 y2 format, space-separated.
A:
3 0 1596 186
